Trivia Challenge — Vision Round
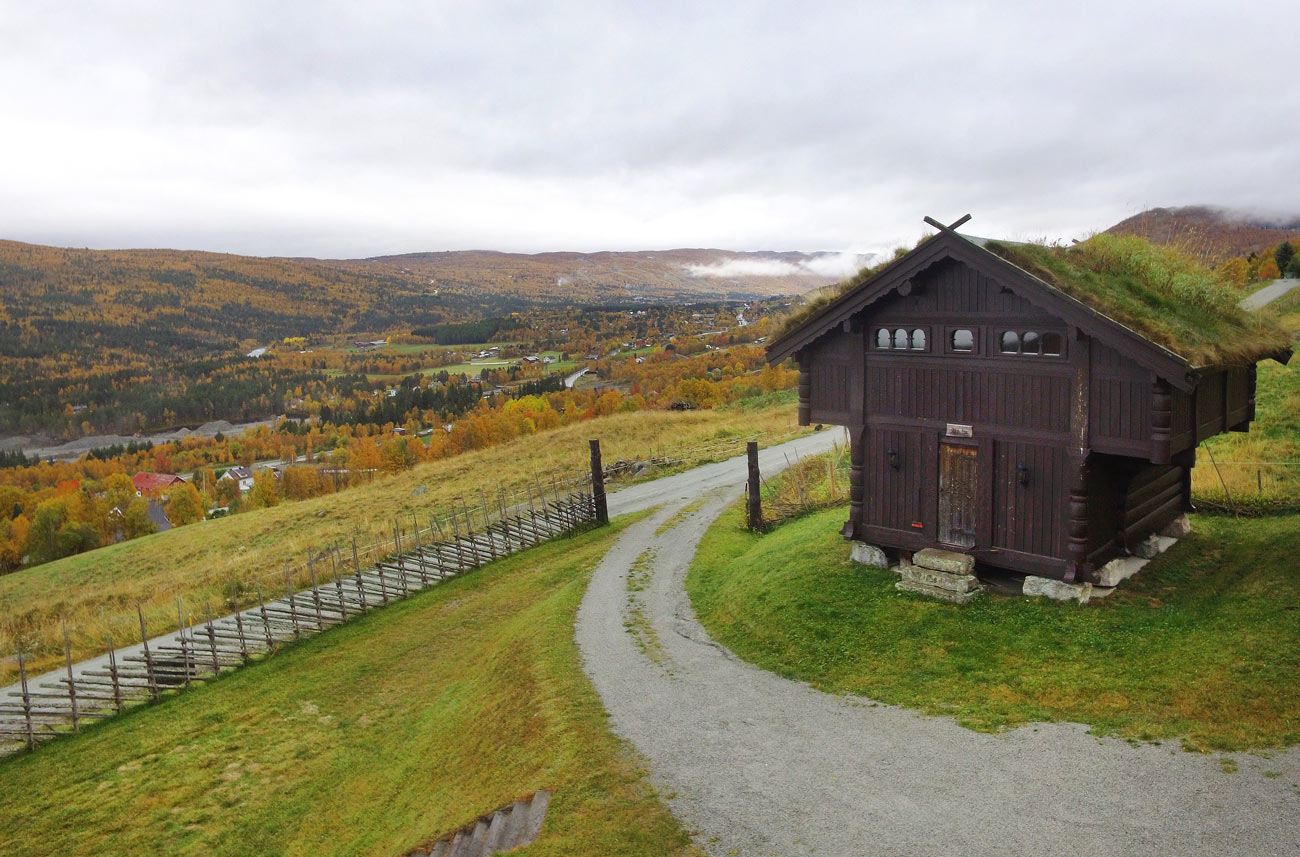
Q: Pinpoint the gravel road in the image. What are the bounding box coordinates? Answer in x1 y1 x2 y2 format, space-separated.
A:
575 492 1300 857
1239 278 1300 311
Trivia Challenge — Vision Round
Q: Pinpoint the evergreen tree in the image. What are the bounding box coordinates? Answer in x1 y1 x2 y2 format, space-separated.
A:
1276 242 1295 279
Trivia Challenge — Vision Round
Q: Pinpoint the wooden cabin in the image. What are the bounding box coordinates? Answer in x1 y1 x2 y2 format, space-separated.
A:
767 218 1292 584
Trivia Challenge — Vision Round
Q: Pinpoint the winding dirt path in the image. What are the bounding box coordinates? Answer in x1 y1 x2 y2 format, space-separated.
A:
575 493 1300 856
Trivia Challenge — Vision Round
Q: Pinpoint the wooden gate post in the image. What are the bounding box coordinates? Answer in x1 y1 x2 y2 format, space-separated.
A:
589 439 609 525
746 441 763 532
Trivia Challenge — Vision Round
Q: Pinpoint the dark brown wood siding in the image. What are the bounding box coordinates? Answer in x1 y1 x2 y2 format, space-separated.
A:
994 440 1067 558
1195 368 1226 442
863 427 928 538
866 362 1071 434
804 332 861 425
1120 464 1184 551
1089 341 1151 455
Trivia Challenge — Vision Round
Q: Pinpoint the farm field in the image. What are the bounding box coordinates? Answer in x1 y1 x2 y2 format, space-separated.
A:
0 515 695 857
1 397 806 681
687 502 1300 752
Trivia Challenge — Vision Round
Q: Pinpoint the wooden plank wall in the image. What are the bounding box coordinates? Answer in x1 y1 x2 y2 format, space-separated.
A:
993 441 1067 558
1089 341 1150 455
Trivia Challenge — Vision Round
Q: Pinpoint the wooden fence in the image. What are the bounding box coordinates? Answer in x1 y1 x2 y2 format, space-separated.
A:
0 464 601 756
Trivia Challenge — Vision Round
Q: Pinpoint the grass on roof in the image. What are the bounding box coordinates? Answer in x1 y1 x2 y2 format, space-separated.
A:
985 233 1292 367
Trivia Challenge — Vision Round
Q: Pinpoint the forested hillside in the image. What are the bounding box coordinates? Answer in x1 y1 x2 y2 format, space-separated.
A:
1107 206 1300 265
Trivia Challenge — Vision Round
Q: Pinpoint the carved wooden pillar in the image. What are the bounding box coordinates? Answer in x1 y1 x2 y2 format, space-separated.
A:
797 363 811 426
846 427 865 538
1150 378 1172 465
1066 457 1089 583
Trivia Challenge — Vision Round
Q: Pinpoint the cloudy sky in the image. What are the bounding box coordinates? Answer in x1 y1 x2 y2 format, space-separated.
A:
1 1 1295 258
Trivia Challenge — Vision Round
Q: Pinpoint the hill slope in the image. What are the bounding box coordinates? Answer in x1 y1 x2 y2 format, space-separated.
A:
0 239 855 371
1106 206 1300 264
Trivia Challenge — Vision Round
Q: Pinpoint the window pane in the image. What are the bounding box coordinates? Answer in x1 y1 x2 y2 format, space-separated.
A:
1022 331 1040 355
1042 332 1063 356
911 328 926 350
1000 331 1020 353
951 329 974 352
894 328 909 349
877 328 891 349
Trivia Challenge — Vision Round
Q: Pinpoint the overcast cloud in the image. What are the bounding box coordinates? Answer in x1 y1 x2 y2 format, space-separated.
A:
1 1 1295 258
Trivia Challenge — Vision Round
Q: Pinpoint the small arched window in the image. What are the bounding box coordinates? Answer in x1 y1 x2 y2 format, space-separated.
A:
951 329 974 352
911 328 926 351
1022 331 1040 355
894 328 909 350
1000 331 1020 353
876 328 891 349
1042 332 1063 356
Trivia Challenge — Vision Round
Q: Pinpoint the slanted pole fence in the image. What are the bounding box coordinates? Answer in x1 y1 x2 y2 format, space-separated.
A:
2 458 600 758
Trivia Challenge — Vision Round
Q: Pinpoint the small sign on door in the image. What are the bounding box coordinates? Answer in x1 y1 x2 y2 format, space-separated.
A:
946 423 973 438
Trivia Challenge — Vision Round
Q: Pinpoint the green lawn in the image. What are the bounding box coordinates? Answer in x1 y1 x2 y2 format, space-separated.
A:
687 503 1300 752
0 517 694 857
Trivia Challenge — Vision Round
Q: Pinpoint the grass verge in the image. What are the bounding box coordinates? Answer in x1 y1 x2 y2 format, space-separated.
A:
0 515 695 857
686 503 1300 751
2 401 807 681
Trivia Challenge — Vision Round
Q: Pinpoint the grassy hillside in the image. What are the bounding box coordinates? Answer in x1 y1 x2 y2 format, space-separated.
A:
0 515 696 857
1106 205 1300 265
1 400 806 680
687 504 1300 752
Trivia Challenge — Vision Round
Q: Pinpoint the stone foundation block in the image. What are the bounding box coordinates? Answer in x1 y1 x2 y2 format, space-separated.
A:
1160 514 1192 539
1095 556 1149 588
1023 575 1092 603
896 579 982 604
913 548 975 575
898 564 980 593
850 541 888 568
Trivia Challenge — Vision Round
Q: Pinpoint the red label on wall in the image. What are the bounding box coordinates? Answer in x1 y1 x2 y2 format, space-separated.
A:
911 521 924 528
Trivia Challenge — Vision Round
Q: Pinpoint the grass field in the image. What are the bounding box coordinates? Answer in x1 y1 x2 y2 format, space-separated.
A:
687 503 1300 752
1193 360 1300 510
1 398 806 681
0 516 696 857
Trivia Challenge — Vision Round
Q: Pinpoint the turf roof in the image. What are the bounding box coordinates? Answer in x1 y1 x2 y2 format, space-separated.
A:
984 234 1292 367
773 231 1292 369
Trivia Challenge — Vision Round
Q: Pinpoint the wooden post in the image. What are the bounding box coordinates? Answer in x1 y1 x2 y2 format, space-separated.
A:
63 622 80 730
285 565 303 638
411 513 429 586
256 584 276 648
308 554 326 625
17 652 34 750
746 441 763 532
233 605 250 663
175 600 191 690
137 605 159 701
204 603 221 675
105 638 123 712
590 439 609 525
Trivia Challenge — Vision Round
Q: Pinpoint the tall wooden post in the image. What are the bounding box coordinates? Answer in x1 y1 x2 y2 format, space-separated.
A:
746 441 763 532
589 439 609 525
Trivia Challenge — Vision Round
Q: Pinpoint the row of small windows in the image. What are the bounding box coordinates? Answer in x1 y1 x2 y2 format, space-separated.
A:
875 328 927 351
1000 330 1063 357
875 326 1064 357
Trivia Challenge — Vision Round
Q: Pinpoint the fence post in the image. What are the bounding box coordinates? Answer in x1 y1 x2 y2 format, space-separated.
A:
106 638 123 712
63 622 80 731
175 599 191 690
747 441 763 532
590 439 609 525
17 652 34 750
137 605 159 701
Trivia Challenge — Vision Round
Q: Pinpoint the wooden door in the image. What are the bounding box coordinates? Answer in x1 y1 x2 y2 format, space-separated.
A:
938 443 978 548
